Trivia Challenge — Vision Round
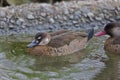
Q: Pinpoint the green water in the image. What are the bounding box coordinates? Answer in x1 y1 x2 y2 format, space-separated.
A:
0 35 119 80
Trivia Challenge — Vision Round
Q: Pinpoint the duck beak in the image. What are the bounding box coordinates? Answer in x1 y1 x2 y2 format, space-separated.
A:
27 40 39 48
95 30 106 37
87 28 94 41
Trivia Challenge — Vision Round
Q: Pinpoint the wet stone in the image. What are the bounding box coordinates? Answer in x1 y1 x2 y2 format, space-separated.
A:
32 77 41 80
1 76 11 80
17 67 33 73
47 72 59 77
15 73 29 80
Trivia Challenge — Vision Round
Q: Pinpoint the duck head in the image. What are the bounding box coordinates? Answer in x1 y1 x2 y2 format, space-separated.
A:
95 22 120 38
27 32 51 48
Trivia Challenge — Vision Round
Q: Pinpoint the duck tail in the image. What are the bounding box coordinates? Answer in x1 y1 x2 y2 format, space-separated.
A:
87 28 94 41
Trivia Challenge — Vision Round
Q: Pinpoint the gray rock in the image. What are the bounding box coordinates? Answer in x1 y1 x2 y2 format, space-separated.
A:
116 16 120 19
27 14 35 19
0 26 4 29
99 13 104 18
32 77 41 80
0 0 119 35
95 17 102 21
15 73 28 80
0 11 6 17
10 19 15 23
64 9 69 15
47 72 59 77
72 21 78 24
1 76 10 80
9 8 15 14
40 12 47 17
87 12 94 17
69 15 74 19
117 7 120 11
63 16 67 20
0 21 6 26
49 18 55 23
16 18 24 25
9 25 14 29
80 7 90 13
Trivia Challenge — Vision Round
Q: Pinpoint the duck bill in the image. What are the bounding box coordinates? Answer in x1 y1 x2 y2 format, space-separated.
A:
95 30 106 37
27 40 38 48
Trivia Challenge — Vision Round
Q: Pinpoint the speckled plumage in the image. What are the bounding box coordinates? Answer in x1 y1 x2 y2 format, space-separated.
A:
27 30 94 56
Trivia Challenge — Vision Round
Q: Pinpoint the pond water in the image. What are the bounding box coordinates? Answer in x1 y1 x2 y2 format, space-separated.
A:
0 35 119 80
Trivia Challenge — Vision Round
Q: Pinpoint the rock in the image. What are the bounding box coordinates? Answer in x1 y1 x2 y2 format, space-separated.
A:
109 18 116 22
72 21 78 24
21 25 26 29
0 26 4 29
95 17 102 21
64 9 69 15
9 8 15 14
0 11 6 17
0 21 6 29
117 7 120 11
80 7 90 13
0 0 119 35
40 12 47 17
27 14 35 19
47 72 59 77
16 18 24 25
63 16 68 20
49 18 55 23
17 67 33 73
116 16 120 20
69 15 74 19
1 77 10 80
9 25 14 29
32 77 41 80
10 19 15 23
15 73 28 80
99 13 104 18
87 12 94 17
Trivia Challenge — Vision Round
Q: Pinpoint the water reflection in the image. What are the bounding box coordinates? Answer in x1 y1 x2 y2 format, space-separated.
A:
95 52 120 80
0 35 107 80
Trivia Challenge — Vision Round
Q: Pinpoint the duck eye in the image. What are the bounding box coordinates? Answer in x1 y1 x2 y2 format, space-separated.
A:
37 36 41 40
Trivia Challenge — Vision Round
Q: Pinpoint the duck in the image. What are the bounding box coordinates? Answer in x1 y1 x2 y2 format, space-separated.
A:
95 22 120 54
27 29 94 56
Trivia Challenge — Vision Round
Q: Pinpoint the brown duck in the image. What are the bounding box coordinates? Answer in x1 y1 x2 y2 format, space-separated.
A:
95 22 120 54
27 29 94 56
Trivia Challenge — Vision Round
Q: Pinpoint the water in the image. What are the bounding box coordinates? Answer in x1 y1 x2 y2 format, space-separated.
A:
0 35 118 80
